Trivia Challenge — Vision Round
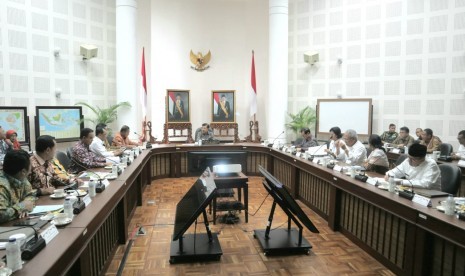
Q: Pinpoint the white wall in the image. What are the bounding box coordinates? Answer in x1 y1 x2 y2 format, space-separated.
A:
0 0 117 150
146 0 269 140
288 0 465 148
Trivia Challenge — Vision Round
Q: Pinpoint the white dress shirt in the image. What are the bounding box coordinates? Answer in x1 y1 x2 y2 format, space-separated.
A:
328 140 346 161
455 145 465 160
345 140 367 166
387 158 441 190
90 136 114 157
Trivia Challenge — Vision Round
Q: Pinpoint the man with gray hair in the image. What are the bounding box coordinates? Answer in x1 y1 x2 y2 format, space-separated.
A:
337 129 367 166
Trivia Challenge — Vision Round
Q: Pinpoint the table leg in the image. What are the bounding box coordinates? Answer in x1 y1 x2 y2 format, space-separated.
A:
244 183 248 223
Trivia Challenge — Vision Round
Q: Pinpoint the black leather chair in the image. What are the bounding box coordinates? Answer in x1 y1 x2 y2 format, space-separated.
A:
107 136 114 147
66 147 73 159
56 151 71 171
440 143 453 156
439 163 462 195
395 154 408 166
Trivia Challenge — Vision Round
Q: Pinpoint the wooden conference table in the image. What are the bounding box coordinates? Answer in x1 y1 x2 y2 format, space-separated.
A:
5 143 465 275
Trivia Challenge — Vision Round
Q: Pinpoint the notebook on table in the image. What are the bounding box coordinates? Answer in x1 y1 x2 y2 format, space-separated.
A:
414 188 449 198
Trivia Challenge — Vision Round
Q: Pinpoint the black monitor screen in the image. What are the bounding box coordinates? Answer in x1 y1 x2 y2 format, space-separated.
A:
172 168 217 241
259 166 319 233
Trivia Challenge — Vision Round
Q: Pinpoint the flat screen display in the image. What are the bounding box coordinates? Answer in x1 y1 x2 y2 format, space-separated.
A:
259 166 319 233
172 168 217 241
35 106 83 142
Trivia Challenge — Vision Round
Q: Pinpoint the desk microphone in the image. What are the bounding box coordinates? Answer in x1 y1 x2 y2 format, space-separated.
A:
71 158 106 193
392 166 415 200
268 131 285 147
134 132 149 150
0 225 47 260
104 157 122 175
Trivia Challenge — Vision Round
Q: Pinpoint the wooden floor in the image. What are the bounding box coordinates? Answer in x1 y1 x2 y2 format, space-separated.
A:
105 177 394 276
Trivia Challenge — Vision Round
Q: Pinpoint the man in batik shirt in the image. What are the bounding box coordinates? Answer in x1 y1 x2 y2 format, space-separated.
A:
70 128 108 173
0 150 36 223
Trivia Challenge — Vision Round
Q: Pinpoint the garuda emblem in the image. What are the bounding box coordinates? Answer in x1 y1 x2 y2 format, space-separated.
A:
190 50 211 71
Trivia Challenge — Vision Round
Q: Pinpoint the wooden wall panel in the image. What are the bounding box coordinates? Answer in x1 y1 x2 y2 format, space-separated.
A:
273 159 293 191
247 152 268 175
151 153 171 179
298 170 330 217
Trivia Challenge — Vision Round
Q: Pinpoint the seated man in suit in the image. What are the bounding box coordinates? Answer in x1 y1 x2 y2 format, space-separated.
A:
391 126 415 149
0 150 36 223
90 125 123 157
452 130 465 161
293 128 318 150
195 123 214 142
338 129 367 166
380 123 398 144
70 128 109 173
384 143 441 190
420 128 442 153
29 135 72 196
112 125 141 149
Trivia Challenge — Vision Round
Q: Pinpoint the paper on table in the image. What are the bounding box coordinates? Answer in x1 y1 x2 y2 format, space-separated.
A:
307 145 328 156
458 160 465 167
30 205 63 215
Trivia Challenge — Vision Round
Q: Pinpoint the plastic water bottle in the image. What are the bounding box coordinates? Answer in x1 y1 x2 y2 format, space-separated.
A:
6 237 22 272
388 176 396 193
445 194 455 216
64 198 73 219
88 179 96 197
404 146 408 155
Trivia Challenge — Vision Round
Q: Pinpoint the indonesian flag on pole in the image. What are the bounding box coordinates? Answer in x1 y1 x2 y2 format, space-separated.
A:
249 51 257 118
140 47 147 121
213 93 220 115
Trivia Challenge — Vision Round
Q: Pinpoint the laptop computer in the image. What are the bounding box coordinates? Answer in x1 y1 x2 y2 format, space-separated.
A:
414 188 449 198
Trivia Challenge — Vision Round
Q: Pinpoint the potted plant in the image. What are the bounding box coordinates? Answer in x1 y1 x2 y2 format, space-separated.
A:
75 101 131 126
285 106 317 136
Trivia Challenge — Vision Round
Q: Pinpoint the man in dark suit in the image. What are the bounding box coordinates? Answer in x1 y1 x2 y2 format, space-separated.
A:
172 93 184 121
216 94 232 121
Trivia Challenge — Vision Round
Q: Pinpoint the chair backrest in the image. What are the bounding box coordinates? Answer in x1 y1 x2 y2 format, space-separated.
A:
439 163 462 195
395 154 408 166
66 147 73 159
56 151 71 171
107 136 114 147
440 143 453 156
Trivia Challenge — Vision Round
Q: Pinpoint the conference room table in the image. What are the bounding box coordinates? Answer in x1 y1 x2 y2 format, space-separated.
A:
3 143 465 275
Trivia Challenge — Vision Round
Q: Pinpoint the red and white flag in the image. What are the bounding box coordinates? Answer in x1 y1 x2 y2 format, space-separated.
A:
213 93 220 116
249 51 257 118
140 47 147 121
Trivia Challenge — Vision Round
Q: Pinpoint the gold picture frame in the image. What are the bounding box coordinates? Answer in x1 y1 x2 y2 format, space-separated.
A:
211 90 235 123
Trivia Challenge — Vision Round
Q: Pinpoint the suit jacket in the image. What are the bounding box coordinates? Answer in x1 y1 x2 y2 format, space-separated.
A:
216 101 232 121
172 100 184 120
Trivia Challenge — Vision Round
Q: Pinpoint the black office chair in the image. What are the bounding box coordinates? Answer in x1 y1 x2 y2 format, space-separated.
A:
439 164 462 195
66 147 73 160
395 154 408 166
56 151 71 171
440 143 453 156
107 136 114 147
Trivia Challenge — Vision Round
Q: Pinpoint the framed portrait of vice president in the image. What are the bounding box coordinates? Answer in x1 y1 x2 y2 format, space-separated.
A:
212 90 235 123
166 89 190 123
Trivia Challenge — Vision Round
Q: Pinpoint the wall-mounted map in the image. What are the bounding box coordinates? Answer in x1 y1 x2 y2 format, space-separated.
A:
0 107 28 143
36 106 83 142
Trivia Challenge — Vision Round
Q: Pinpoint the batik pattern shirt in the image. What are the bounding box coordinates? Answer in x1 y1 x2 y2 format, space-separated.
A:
28 154 67 192
0 172 36 223
70 141 106 172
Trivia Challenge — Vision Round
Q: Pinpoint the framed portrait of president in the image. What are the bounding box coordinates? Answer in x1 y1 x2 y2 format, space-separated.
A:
166 89 190 123
212 90 235 123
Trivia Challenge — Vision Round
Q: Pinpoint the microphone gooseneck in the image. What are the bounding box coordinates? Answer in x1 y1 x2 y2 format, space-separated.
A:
268 131 285 147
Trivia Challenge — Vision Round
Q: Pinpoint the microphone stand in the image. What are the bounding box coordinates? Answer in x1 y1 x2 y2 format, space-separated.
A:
268 131 285 148
71 158 106 193
392 166 415 200
0 225 46 260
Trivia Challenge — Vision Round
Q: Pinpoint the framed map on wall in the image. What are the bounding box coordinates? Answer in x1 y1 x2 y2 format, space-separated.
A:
0 107 29 144
35 106 84 142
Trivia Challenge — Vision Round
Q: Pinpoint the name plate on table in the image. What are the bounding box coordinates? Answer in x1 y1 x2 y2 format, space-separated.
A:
312 158 319 164
82 195 92 207
458 160 465 167
366 177 378 186
41 225 59 244
391 148 401 154
296 152 301 158
333 165 343 172
412 194 432 207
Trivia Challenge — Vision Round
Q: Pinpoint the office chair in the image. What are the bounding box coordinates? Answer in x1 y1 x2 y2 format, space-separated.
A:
440 143 453 156
56 151 71 171
439 163 462 195
395 154 408 166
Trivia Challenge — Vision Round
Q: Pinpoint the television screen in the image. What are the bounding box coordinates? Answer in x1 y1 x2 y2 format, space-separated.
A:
173 168 217 241
0 106 29 144
259 166 319 233
35 106 83 142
